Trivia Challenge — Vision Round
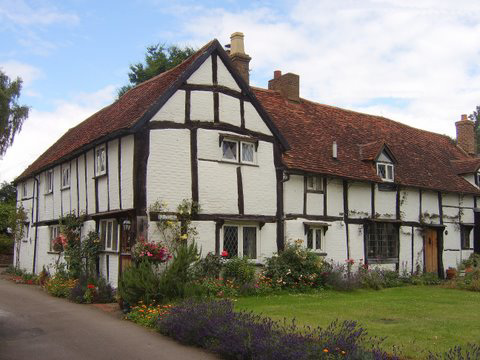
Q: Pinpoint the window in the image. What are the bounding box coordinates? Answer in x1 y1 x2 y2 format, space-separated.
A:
307 228 323 252
22 182 27 199
61 165 70 189
461 225 473 249
45 170 53 194
222 225 257 259
49 225 60 251
95 146 107 176
99 219 118 251
221 138 256 164
364 222 399 262
377 162 394 182
306 176 323 192
476 172 480 186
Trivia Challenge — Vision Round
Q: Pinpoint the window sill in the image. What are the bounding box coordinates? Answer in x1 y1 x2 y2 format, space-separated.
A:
218 160 259 167
461 247 474 251
61 186 70 192
92 173 107 180
100 250 119 254
47 251 61 255
367 258 399 264
306 190 324 194
44 191 53 196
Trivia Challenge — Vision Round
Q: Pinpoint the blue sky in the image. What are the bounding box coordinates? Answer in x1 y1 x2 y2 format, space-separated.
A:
2 0 480 182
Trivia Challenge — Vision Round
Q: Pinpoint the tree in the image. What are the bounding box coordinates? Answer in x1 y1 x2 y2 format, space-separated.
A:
117 44 196 98
468 105 480 154
0 70 29 156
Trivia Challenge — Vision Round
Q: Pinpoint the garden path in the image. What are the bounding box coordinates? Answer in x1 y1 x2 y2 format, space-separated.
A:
0 277 217 360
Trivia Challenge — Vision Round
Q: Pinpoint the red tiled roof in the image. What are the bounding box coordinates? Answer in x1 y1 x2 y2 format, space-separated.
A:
451 159 480 175
358 140 388 161
16 40 215 181
253 87 480 195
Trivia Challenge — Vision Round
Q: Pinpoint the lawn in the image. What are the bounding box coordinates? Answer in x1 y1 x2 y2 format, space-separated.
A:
235 286 480 359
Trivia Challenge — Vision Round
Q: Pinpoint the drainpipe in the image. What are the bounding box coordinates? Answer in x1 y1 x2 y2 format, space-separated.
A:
32 176 40 274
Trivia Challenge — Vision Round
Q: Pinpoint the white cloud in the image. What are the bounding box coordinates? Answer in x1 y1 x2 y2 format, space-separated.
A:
168 0 480 137
0 0 79 26
0 60 43 87
0 85 116 183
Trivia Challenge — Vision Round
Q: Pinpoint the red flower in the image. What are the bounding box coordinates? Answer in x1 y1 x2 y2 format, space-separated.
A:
221 250 228 257
87 284 95 289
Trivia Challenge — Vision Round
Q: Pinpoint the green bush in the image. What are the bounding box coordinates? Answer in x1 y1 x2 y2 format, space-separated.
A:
264 242 326 289
118 259 162 306
0 235 13 254
192 252 223 279
157 241 200 301
45 275 77 298
223 256 255 286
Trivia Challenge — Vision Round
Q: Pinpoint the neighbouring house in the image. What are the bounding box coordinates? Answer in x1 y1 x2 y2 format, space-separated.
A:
14 33 480 287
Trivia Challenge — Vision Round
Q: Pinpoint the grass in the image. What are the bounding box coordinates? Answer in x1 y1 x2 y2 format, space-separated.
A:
235 286 480 359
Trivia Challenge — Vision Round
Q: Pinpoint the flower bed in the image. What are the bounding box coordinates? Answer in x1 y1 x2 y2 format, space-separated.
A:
125 301 172 328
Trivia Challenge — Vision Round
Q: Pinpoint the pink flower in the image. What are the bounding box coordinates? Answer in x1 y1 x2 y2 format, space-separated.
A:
147 252 153 257
346 258 355 265
221 250 228 257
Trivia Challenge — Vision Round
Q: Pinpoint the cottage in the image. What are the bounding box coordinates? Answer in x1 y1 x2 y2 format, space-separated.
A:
14 33 479 286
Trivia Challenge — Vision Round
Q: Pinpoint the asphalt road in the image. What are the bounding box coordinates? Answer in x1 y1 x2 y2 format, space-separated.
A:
0 277 216 360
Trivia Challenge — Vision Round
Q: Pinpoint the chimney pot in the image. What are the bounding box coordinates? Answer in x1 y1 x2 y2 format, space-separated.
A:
230 32 245 55
274 70 282 79
456 113 476 155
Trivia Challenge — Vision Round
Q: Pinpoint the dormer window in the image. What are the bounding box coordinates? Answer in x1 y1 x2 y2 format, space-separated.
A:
95 146 107 176
377 162 394 182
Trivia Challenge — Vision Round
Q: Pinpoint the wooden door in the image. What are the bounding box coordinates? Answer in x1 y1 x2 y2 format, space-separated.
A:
425 228 438 273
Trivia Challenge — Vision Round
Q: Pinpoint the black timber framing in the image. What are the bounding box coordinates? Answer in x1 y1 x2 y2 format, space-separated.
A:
323 177 328 216
236 167 244 214
274 142 285 252
343 179 350 259
191 128 199 203
118 137 122 210
133 125 150 216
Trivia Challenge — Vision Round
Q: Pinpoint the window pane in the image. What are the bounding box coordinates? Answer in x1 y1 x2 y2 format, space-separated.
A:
100 221 106 247
112 222 118 251
107 222 112 249
366 222 398 260
315 229 322 250
377 164 386 179
307 177 314 189
243 227 257 259
387 165 393 180
307 229 313 249
222 141 237 161
223 226 238 258
241 142 254 163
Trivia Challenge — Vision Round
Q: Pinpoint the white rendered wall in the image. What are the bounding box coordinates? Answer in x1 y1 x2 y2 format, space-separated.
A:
259 223 277 260
151 90 186 123
327 178 344 217
421 190 440 224
121 135 134 210
399 226 413 273
86 150 96 214
108 139 120 211
147 129 192 212
284 175 303 214
375 186 396 219
191 221 216 256
53 165 61 219
190 91 214 121
187 56 212 85
244 101 272 135
306 192 323 215
217 60 241 91
77 155 87 214
400 188 419 222
219 93 241 126
348 182 371 218
349 224 365 262
198 161 238 214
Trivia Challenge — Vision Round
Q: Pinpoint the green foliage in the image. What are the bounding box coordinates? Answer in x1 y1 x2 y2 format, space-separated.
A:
264 241 326 289
223 256 256 286
0 181 16 204
118 259 162 306
45 275 77 298
126 302 172 328
0 70 29 155
69 275 114 304
186 277 239 299
157 241 200 301
81 231 101 277
0 234 13 254
117 44 196 98
469 105 480 154
192 252 223 279
410 272 441 285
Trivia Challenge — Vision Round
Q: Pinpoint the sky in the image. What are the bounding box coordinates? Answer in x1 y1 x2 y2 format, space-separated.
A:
1 0 480 183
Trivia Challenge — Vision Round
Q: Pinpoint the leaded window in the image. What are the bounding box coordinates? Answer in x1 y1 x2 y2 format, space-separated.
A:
222 225 258 259
96 146 107 176
365 222 398 262
307 176 323 192
62 166 70 189
241 142 254 163
45 170 54 194
461 225 473 249
377 163 394 182
222 140 237 161
100 219 118 251
307 228 323 251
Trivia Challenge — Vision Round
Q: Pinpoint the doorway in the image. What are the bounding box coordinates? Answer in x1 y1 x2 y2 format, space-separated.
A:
425 228 438 274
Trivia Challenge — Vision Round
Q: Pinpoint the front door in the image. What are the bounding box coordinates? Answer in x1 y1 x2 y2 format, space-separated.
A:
425 228 438 273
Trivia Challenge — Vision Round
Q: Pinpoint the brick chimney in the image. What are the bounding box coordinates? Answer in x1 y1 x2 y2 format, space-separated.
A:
268 70 300 102
229 32 251 84
456 114 475 155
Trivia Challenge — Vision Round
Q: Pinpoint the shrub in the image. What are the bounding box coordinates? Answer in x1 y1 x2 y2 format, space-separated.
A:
157 299 397 360
264 241 326 289
0 235 13 254
126 302 172 328
428 343 480 359
186 277 239 298
410 272 441 285
45 275 77 298
118 259 161 307
323 263 360 291
223 256 255 286
192 252 223 279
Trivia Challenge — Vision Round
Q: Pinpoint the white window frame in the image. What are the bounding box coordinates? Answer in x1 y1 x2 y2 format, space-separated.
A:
45 170 54 194
61 165 70 189
376 162 394 182
99 219 118 252
221 138 257 165
240 141 256 164
21 182 28 199
221 224 259 259
49 225 60 251
306 175 323 192
306 227 324 252
95 146 107 176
